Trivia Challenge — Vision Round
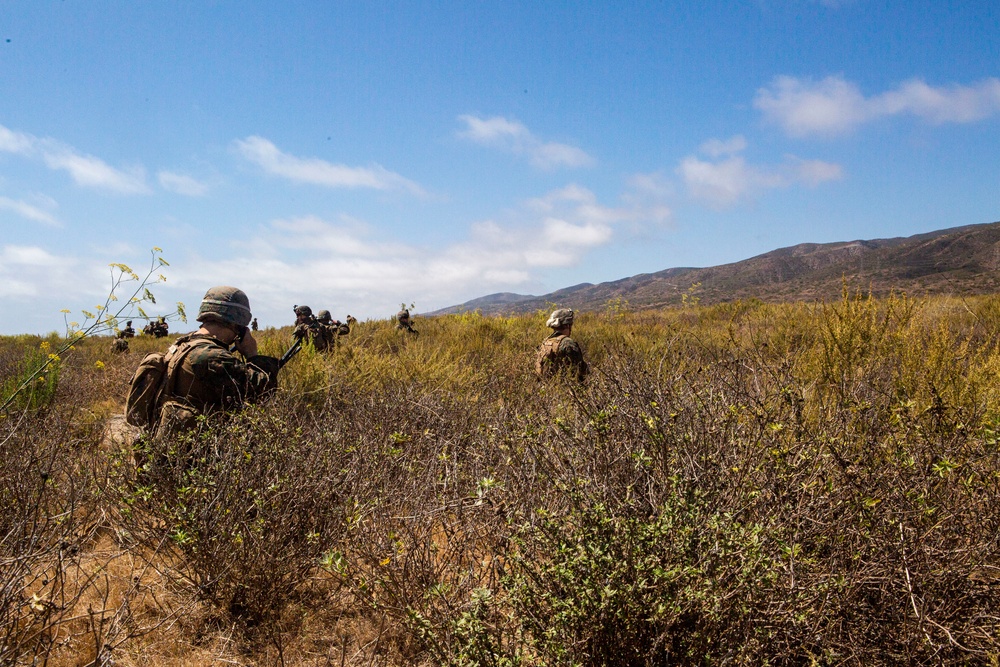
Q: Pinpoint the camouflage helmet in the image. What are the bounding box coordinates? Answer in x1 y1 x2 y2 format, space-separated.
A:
293 305 312 318
197 286 252 328
546 308 574 329
317 309 332 323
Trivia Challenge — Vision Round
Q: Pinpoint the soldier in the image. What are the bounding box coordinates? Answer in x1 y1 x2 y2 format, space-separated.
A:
535 308 588 382
317 309 350 338
251 317 258 332
153 317 169 338
111 335 130 354
396 308 417 334
122 320 136 338
346 314 357 327
154 286 280 437
293 304 330 351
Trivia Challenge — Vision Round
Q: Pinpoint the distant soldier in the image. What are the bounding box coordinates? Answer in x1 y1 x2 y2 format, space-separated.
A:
142 321 155 336
111 335 130 354
317 310 350 339
154 286 280 437
251 317 258 332
396 308 417 334
122 320 136 338
293 305 330 351
535 308 588 382
346 314 357 327
152 317 169 338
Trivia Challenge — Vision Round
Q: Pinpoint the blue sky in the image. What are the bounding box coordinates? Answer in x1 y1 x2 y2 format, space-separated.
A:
1 1 998 335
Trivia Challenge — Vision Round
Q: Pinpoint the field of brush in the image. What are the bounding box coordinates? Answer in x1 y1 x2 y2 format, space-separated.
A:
1 293 999 665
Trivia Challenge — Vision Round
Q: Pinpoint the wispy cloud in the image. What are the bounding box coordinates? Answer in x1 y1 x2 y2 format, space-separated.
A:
158 171 210 197
0 125 35 154
166 180 666 319
678 135 842 208
234 136 425 195
0 123 150 194
457 115 596 170
0 245 75 299
0 195 61 227
755 75 1000 137
42 150 149 194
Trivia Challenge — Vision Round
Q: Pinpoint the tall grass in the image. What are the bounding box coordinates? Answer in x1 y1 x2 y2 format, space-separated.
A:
1 292 998 665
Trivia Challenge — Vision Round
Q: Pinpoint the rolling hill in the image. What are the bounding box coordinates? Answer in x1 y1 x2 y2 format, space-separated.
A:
430 220 1000 315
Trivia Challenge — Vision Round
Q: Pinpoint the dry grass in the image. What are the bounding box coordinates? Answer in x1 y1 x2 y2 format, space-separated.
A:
2 294 999 665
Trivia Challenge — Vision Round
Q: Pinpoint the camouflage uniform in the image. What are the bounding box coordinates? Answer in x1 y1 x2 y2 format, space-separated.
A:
155 333 279 436
535 308 588 382
318 310 350 339
396 309 417 334
293 305 331 351
121 321 136 338
155 286 279 437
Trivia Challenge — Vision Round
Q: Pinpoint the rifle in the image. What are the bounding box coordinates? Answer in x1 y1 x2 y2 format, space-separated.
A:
279 336 303 368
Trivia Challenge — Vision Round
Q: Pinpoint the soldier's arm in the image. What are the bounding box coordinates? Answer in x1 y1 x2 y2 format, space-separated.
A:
193 348 279 407
558 338 589 379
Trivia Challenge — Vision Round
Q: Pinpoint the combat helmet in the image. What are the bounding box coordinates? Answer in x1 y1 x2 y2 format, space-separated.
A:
317 309 332 324
546 308 574 329
197 286 253 328
293 304 312 318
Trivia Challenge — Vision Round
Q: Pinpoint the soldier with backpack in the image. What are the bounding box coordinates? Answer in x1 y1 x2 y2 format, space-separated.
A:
317 309 350 338
534 308 588 382
396 308 417 334
126 286 281 439
292 304 333 350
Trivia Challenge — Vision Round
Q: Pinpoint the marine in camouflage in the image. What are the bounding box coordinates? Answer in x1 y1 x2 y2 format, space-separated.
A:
154 286 280 436
396 308 417 334
156 332 279 436
294 305 332 351
535 308 588 381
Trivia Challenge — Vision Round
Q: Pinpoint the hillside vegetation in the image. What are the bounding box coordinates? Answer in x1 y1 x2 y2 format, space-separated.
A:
1 291 999 665
434 220 1000 315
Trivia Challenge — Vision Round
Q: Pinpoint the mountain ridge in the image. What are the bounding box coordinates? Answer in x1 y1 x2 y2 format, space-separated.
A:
429 221 1000 316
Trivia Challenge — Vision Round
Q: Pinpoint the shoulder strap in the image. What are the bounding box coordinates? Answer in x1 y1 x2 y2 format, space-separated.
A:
158 335 217 405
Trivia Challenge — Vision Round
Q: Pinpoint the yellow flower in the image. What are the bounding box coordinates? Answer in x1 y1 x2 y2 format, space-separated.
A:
39 341 50 351
94 360 105 370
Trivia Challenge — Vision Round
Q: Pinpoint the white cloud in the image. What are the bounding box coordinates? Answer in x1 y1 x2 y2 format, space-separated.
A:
678 138 842 208
457 115 596 169
0 124 35 154
0 245 73 299
163 180 667 322
0 123 150 194
699 135 748 158
234 136 425 195
0 195 60 227
790 157 844 186
42 150 150 194
158 171 210 197
755 75 1000 137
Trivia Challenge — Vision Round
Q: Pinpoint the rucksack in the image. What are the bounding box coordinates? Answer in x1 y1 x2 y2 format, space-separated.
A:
124 336 208 429
534 334 568 377
125 352 169 429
